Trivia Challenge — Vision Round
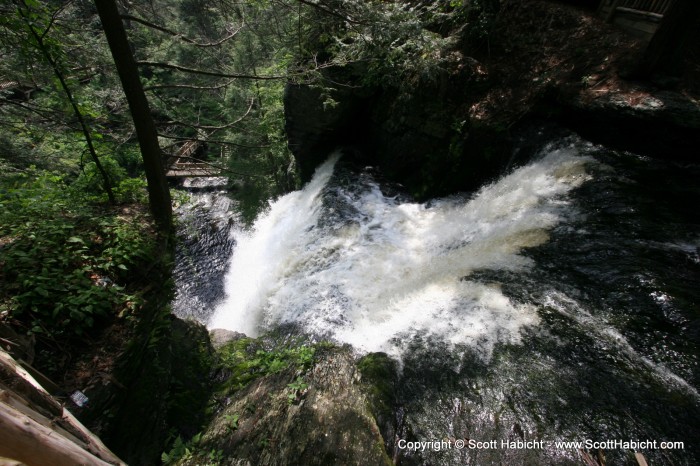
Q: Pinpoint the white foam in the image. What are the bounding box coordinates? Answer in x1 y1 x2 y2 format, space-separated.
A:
209 148 591 359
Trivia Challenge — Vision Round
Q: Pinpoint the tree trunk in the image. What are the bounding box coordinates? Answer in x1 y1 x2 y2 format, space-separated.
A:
93 0 173 235
635 0 700 77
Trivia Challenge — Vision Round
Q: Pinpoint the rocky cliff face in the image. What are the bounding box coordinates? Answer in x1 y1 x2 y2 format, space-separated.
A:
284 57 515 200
284 0 700 198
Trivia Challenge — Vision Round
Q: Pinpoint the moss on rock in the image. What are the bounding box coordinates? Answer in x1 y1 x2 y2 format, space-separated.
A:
178 342 392 466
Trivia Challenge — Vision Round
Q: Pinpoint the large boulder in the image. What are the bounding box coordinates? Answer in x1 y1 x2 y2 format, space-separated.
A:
542 82 700 160
284 65 376 182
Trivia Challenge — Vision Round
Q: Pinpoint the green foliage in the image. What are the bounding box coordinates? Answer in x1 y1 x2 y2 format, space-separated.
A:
223 413 239 431
217 337 316 393
114 177 149 204
161 433 200 465
314 1 453 88
74 155 127 199
462 0 501 45
161 432 224 466
286 376 309 405
357 352 399 422
0 168 155 340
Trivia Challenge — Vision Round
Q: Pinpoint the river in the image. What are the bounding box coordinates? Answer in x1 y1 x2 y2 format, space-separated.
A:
174 133 699 465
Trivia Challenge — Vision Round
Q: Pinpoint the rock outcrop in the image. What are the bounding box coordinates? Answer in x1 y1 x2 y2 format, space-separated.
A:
543 82 700 160
181 345 392 466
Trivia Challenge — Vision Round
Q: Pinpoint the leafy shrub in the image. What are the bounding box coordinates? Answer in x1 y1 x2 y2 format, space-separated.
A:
217 338 317 393
0 168 155 340
73 155 126 199
114 177 148 204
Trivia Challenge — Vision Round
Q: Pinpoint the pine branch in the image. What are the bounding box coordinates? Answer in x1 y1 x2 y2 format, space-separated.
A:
293 0 363 25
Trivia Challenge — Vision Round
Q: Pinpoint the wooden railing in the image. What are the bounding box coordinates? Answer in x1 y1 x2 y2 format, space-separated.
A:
616 0 675 15
176 139 200 159
0 81 19 91
165 139 225 177
600 0 676 18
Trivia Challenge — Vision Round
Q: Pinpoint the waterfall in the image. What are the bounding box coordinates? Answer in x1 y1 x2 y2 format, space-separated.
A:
209 146 591 360
175 134 700 465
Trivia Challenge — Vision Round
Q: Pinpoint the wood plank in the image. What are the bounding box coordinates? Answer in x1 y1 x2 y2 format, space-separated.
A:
616 7 664 20
0 350 126 466
0 402 113 466
0 351 63 419
0 456 26 466
0 390 88 450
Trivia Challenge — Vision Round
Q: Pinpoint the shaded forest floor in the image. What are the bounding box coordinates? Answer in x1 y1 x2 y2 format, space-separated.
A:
468 0 699 128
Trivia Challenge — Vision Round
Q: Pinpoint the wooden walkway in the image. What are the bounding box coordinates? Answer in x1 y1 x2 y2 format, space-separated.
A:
165 140 224 178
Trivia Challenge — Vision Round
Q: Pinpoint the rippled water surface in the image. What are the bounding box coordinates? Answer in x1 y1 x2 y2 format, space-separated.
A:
172 177 236 321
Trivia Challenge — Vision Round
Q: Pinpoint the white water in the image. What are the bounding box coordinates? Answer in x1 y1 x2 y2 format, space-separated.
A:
209 147 592 359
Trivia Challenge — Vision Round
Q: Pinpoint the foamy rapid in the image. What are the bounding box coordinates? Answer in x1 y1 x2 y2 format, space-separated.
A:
209 147 592 358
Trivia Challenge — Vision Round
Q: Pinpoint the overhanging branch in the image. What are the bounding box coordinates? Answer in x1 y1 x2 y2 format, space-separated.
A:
294 0 363 25
143 79 237 92
160 98 255 132
137 61 287 80
121 14 242 47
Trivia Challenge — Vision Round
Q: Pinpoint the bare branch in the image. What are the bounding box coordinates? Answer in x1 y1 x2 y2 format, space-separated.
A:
143 79 236 92
137 61 287 80
39 0 74 41
0 97 65 121
121 14 242 47
160 98 255 131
